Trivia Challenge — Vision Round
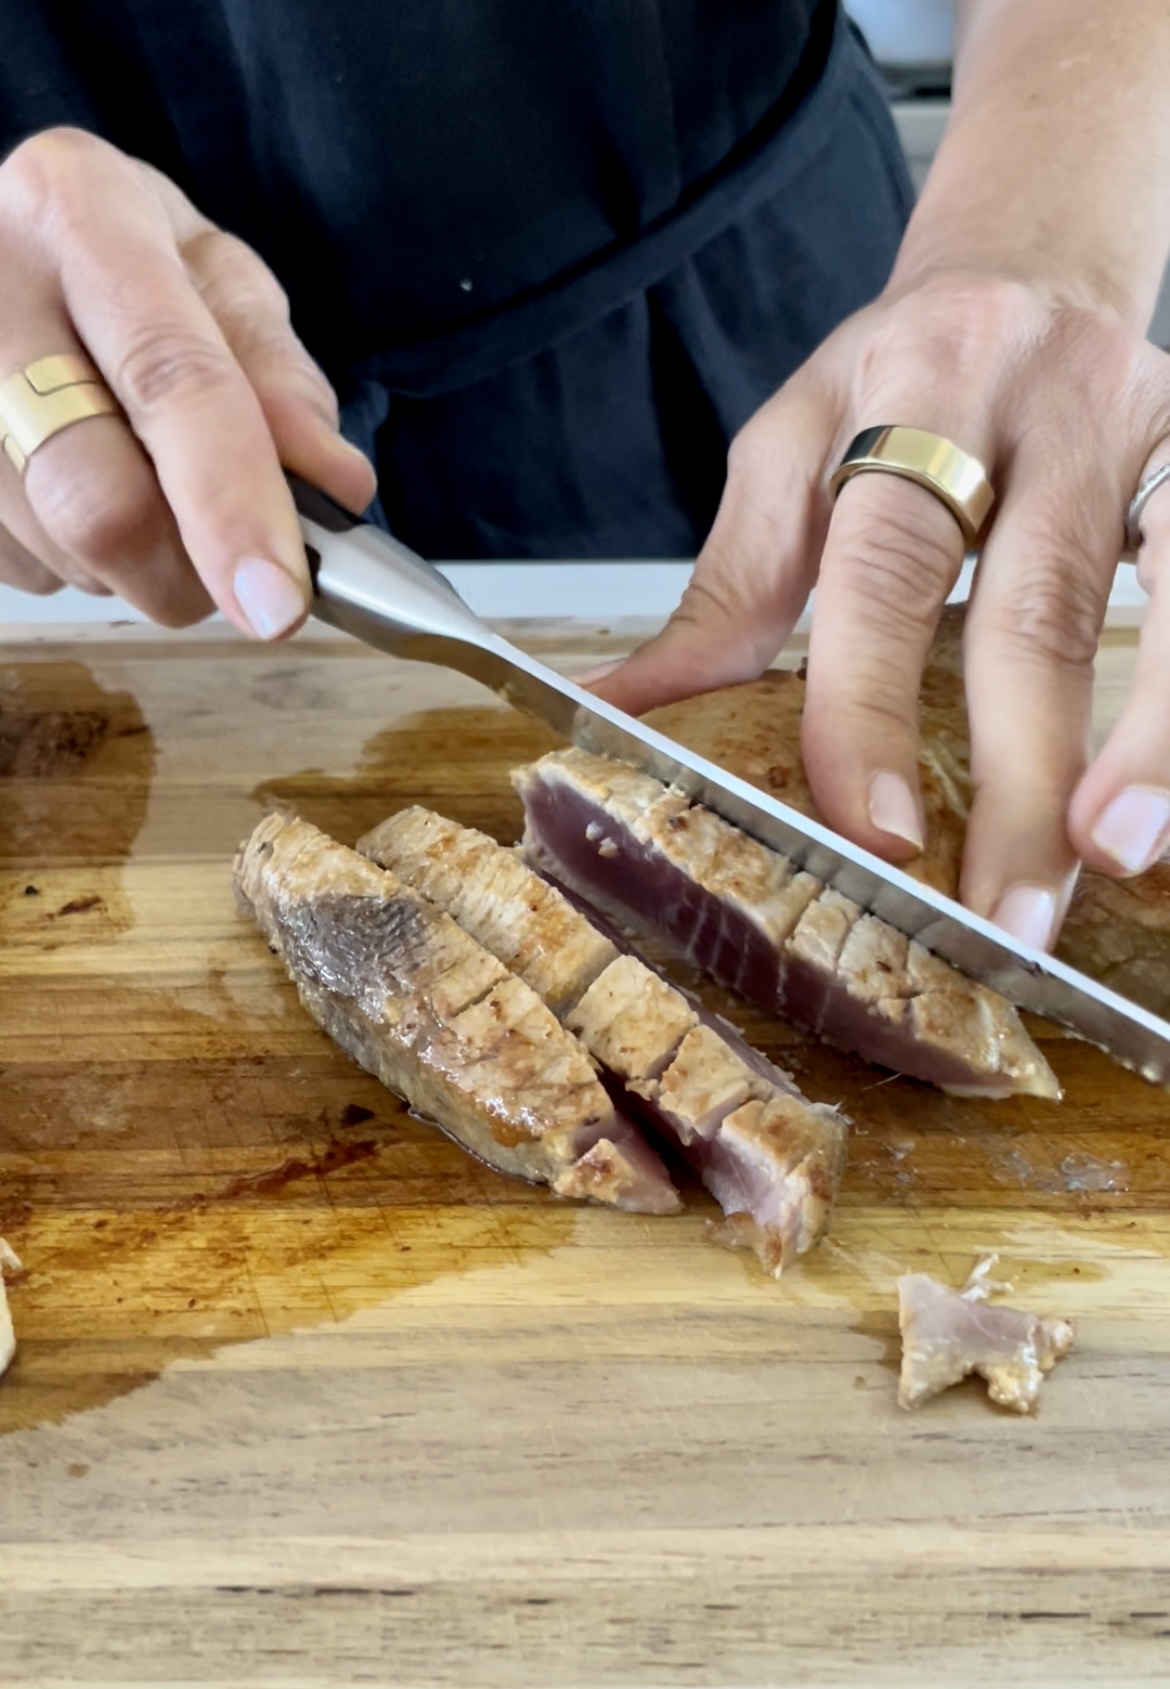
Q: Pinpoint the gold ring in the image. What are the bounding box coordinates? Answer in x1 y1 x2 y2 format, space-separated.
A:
0 354 120 475
829 425 996 552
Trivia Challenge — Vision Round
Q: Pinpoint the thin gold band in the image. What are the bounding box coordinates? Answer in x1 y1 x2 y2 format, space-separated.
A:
829 425 996 552
0 354 120 475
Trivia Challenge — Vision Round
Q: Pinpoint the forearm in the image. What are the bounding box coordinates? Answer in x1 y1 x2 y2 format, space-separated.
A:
891 0 1170 328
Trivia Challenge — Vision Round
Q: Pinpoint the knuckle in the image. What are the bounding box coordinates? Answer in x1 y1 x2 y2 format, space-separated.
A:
188 228 291 319
34 469 152 576
71 573 114 598
856 276 1042 406
143 592 211 631
114 327 238 414
670 572 739 641
247 330 337 419
674 571 726 626
657 548 786 687
26 574 65 598
1031 314 1138 422
983 559 1106 673
0 126 108 234
811 677 916 742
724 395 809 488
726 418 771 486
0 548 62 595
831 479 960 621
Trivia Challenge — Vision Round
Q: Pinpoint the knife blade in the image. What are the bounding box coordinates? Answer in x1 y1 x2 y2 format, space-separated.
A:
289 474 1170 1086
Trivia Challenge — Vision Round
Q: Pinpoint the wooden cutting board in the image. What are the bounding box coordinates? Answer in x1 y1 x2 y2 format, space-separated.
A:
1 622 1168 1689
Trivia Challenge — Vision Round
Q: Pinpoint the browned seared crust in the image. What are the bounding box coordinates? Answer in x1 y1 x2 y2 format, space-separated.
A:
1060 868 1170 1017
654 1025 762 1142
362 812 847 1272
519 748 814 946
234 814 681 1214
644 625 970 902
566 955 694 1082
359 807 617 1016
516 747 1059 1099
650 607 1170 1020
713 1096 846 1267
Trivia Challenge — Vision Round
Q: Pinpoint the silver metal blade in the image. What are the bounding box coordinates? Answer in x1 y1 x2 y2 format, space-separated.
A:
297 494 1170 1087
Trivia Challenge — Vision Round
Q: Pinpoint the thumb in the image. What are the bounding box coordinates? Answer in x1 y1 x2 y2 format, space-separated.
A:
585 396 831 717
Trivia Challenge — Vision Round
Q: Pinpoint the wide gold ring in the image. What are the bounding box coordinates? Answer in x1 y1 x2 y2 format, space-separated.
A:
0 353 120 475
829 425 996 552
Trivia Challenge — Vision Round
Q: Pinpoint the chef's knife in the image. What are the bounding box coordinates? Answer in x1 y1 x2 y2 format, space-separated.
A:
290 474 1170 1086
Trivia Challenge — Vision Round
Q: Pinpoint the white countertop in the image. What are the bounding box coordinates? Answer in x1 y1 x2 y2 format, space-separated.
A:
0 557 1146 639
0 561 694 632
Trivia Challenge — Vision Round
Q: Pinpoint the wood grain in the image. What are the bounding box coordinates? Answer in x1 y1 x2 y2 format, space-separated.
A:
1 626 1168 1689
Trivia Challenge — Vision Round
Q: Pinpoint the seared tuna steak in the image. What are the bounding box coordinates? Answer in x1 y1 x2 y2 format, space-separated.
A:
234 814 681 1215
360 807 846 1272
646 609 1170 1020
515 748 1059 1100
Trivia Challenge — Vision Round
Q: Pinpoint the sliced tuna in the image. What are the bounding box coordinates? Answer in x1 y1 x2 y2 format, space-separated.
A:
645 620 1170 1022
360 807 847 1272
567 956 845 1272
514 748 1059 1100
358 805 619 1017
234 813 681 1215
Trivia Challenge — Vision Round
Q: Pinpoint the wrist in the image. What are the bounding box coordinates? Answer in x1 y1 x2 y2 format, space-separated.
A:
895 1 1170 335
890 183 1166 333
888 232 1147 331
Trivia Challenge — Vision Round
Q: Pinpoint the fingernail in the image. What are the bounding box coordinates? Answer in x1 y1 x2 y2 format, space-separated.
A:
576 659 623 687
233 556 307 640
867 770 924 851
1091 786 1170 875
992 883 1058 950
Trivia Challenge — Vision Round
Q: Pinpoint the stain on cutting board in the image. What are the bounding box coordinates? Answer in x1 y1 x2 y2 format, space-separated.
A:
252 703 562 847
0 981 578 1434
0 661 154 956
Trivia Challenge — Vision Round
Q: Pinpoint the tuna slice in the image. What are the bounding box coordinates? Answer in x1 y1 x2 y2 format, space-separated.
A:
514 748 1059 1100
0 1239 19 1378
359 806 846 1272
234 813 680 1215
897 1261 1074 1413
645 611 1170 1022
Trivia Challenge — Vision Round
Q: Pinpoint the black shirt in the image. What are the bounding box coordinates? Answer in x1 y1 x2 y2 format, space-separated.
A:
5 1 837 387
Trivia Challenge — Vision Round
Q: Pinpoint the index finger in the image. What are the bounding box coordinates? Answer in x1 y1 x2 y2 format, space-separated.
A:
22 133 310 639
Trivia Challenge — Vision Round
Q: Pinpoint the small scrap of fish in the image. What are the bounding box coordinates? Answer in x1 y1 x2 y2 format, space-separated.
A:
514 748 1059 1101
0 1239 20 1379
359 806 846 1272
234 814 681 1215
897 1257 1074 1413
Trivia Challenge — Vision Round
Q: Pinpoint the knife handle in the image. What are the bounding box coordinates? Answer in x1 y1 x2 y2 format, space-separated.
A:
286 471 492 661
285 469 362 548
